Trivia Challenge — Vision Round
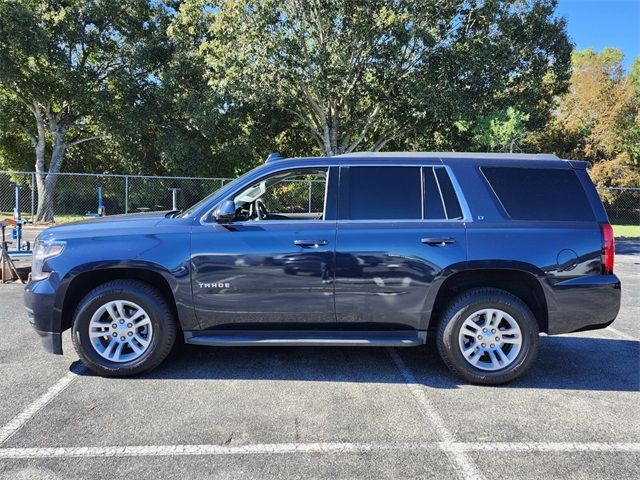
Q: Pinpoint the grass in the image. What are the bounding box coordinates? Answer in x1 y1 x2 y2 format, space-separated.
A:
612 224 640 238
0 212 89 225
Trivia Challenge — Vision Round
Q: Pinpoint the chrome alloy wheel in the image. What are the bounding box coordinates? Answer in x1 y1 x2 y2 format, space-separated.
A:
88 300 153 363
458 308 522 371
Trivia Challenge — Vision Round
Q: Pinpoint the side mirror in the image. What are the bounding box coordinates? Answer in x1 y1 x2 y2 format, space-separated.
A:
213 200 236 223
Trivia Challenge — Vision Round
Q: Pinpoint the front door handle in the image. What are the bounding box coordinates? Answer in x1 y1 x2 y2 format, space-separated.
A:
294 239 328 248
421 237 455 246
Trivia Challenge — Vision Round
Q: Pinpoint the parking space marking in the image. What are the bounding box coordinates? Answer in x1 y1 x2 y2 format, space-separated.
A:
1 441 638 460
0 362 85 446
606 326 638 341
0 442 434 459
447 442 640 453
386 348 485 480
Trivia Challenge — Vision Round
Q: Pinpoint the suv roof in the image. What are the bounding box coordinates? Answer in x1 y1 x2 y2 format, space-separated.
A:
334 151 561 161
268 151 574 168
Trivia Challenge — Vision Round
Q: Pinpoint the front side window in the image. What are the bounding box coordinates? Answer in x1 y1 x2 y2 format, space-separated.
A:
231 169 327 221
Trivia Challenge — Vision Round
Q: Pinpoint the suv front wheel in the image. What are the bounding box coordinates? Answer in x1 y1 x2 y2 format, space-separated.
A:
436 288 539 385
71 279 177 377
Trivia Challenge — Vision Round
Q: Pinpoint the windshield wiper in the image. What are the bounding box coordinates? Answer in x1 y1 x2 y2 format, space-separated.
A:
165 210 183 218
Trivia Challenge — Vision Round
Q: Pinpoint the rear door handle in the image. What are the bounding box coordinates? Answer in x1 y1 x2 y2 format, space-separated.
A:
294 239 328 248
421 237 455 246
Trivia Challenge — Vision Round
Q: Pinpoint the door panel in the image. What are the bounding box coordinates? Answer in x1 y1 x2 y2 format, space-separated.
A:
191 222 337 329
334 222 467 330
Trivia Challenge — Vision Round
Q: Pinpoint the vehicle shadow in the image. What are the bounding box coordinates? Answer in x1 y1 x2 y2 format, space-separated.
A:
79 335 639 392
616 239 640 255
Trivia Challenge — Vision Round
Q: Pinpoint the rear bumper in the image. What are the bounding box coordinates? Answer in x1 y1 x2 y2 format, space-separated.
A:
24 278 63 355
547 274 621 335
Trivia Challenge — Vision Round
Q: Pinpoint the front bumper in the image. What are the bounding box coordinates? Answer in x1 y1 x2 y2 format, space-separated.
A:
547 274 621 335
24 278 63 355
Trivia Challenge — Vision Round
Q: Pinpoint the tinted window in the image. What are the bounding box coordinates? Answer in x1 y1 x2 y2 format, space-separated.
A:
482 167 595 221
348 167 421 220
435 168 463 219
423 168 446 219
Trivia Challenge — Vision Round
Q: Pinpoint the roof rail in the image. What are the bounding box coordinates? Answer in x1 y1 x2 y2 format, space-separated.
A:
335 151 561 160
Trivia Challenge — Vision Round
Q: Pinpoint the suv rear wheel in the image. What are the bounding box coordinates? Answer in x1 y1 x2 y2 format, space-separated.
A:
71 280 176 377
436 288 539 385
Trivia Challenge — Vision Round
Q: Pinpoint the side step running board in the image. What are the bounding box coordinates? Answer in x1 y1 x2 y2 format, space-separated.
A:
184 330 426 347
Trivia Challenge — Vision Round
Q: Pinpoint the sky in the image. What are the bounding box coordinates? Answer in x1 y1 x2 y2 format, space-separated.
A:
556 0 640 71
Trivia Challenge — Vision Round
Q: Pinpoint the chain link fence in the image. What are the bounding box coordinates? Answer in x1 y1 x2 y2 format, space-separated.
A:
597 186 640 226
0 171 230 222
1 171 638 225
0 171 326 223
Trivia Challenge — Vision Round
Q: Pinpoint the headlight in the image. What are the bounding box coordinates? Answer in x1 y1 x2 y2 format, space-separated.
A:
31 240 65 281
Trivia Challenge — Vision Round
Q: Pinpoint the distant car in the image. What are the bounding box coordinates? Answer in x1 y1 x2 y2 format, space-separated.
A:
24 152 621 384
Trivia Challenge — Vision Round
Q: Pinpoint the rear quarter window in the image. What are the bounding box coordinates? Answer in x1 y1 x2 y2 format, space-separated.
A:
481 167 595 221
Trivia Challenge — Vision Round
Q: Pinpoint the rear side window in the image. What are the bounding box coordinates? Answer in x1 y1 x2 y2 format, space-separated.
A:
434 168 463 220
482 167 595 221
422 168 463 220
423 168 446 219
348 167 421 220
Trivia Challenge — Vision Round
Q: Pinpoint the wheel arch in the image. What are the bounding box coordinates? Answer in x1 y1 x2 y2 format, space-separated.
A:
427 266 549 334
56 264 182 333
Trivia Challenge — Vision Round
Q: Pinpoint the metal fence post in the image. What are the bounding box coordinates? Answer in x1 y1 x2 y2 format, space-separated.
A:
30 172 35 220
124 175 129 214
308 179 312 213
169 188 181 211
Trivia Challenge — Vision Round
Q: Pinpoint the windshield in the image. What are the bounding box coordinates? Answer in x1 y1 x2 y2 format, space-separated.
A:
180 166 261 218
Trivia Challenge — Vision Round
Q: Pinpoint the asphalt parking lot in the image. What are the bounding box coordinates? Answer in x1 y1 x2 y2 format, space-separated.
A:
0 243 638 479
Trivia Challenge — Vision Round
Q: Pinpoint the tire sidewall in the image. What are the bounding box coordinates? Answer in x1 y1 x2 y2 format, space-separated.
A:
440 292 539 384
72 284 170 375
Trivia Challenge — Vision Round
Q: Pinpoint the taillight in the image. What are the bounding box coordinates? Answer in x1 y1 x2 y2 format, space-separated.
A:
601 223 615 274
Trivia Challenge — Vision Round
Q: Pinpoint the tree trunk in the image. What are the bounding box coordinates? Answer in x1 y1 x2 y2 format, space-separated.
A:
35 175 56 223
35 131 66 223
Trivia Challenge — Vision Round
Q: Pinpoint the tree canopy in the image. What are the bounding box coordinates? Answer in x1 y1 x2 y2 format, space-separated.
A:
199 0 571 155
0 0 637 223
531 48 640 189
0 0 171 220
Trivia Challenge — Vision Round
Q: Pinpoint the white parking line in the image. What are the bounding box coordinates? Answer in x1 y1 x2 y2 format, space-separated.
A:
0 363 85 446
447 442 640 453
0 442 429 459
1 442 638 459
386 348 485 480
606 326 638 342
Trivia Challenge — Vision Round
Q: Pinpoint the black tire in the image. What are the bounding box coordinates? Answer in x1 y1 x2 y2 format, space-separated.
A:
71 279 177 377
436 288 539 385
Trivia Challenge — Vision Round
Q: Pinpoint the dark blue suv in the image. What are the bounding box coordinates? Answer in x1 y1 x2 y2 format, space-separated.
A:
24 152 621 384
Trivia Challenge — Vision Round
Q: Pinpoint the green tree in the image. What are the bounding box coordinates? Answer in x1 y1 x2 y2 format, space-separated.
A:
470 107 530 153
199 0 571 156
0 0 169 222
